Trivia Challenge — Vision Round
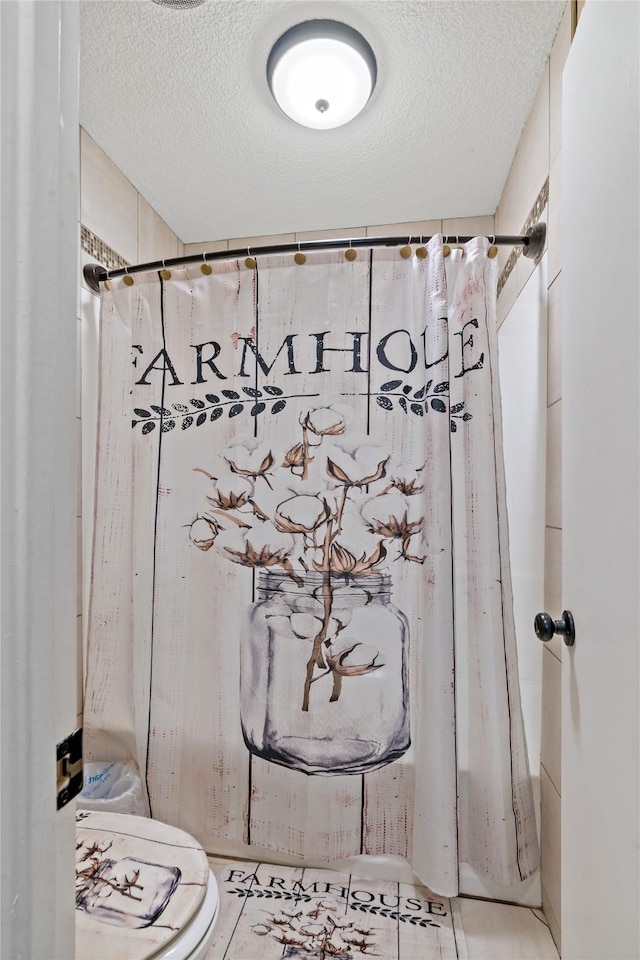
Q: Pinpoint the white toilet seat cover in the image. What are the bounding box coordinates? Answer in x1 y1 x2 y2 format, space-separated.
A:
75 810 210 960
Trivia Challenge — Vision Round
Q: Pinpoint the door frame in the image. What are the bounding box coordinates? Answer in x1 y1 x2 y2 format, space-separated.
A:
561 2 640 957
1 3 79 957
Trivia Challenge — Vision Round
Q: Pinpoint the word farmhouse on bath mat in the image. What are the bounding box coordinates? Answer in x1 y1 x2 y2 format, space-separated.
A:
208 861 467 959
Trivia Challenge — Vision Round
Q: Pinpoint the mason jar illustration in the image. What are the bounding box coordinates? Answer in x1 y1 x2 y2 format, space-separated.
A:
76 856 181 928
240 570 410 775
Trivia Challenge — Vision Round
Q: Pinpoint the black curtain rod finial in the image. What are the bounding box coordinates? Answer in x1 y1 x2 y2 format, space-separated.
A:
83 263 107 294
523 222 546 260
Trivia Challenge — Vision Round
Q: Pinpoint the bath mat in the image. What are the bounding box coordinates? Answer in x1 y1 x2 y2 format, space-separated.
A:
207 860 467 959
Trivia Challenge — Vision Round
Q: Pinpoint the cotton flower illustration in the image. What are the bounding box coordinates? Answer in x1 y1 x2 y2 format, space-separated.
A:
314 540 387 578
325 641 383 701
282 406 348 480
219 523 292 562
361 493 425 563
193 468 271 524
205 475 253 511
386 475 424 496
190 405 423 714
226 538 289 568
225 449 275 489
273 495 331 536
373 511 422 540
219 523 303 584
249 900 377 956
188 516 219 551
323 451 389 534
282 442 306 471
325 451 390 489
290 613 324 639
265 608 350 644
361 493 422 538
301 407 347 437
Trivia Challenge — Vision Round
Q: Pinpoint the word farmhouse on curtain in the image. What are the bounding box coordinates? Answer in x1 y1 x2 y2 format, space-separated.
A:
85 235 539 897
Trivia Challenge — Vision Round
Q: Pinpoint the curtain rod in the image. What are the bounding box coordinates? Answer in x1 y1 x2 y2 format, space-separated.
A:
83 222 546 293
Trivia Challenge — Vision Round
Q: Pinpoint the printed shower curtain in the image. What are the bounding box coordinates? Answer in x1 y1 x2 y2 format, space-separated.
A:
84 236 539 896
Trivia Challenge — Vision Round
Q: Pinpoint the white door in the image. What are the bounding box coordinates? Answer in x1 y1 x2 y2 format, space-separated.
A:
0 2 79 957
562 3 639 958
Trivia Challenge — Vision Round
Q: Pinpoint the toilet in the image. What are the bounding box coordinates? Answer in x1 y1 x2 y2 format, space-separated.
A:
75 810 219 960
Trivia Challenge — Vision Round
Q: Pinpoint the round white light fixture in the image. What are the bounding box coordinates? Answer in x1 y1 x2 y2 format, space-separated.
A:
151 0 205 8
267 20 377 130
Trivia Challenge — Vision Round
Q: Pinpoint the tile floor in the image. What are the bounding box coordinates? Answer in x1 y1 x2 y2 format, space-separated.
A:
206 857 559 960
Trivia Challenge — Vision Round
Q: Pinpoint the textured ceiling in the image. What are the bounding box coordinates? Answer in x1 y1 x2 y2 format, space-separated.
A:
80 0 564 243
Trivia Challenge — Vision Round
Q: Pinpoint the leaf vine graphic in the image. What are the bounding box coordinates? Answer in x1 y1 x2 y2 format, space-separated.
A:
348 901 441 928
132 386 290 434
230 887 313 903
133 380 473 435
374 379 472 431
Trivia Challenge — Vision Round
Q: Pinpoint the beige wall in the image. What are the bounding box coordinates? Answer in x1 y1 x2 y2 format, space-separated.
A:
80 128 183 267
495 2 575 951
183 215 495 259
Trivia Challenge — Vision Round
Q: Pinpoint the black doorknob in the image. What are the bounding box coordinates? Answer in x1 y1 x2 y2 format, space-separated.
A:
534 610 575 646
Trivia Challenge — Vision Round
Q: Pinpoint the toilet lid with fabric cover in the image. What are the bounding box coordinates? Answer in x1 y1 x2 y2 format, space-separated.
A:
75 809 211 960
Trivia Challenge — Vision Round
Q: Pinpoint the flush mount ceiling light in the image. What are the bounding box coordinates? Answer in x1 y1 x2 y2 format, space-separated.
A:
151 0 205 8
267 20 377 130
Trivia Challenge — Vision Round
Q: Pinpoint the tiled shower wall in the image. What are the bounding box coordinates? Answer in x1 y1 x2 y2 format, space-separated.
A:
495 2 575 951
182 217 495 260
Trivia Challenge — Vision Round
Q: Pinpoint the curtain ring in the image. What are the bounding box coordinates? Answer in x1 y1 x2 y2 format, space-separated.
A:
442 237 451 259
345 238 357 261
201 251 212 275
294 242 306 265
160 258 171 281
416 234 427 259
488 235 498 259
123 264 134 286
400 235 413 259
245 246 256 269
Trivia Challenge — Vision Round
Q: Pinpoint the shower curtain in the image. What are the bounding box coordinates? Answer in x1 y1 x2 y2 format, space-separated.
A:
84 235 538 896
